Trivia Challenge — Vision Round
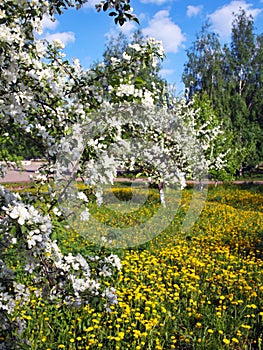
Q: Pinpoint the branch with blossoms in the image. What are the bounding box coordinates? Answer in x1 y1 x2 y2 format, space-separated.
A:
0 0 231 348
0 184 122 346
0 0 139 346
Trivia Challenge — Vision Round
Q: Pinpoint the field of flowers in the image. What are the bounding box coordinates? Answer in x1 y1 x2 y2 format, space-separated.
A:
2 184 263 349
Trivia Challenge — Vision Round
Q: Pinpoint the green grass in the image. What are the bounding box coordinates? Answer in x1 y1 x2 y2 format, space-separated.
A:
1 183 263 349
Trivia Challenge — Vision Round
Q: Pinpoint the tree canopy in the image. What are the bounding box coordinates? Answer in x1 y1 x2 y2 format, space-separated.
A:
183 9 263 173
0 1 231 347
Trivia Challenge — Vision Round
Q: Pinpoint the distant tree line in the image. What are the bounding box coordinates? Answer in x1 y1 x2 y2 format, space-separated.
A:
183 9 263 175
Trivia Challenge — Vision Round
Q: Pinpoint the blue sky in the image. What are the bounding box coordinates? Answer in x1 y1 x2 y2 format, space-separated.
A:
41 0 263 93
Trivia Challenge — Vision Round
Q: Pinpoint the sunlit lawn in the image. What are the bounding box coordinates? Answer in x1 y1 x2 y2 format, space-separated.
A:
2 184 263 349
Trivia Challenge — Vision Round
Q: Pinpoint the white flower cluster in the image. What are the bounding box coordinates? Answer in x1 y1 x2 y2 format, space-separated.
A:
0 0 229 346
0 185 122 344
116 83 136 97
115 84 155 107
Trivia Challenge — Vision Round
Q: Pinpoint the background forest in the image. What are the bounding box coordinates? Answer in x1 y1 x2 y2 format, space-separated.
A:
183 10 263 177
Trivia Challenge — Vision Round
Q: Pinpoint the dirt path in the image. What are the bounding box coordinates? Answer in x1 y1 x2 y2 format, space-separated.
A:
0 161 43 183
1 161 263 185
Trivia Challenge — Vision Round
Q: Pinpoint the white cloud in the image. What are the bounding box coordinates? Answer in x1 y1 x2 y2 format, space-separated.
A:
142 10 186 54
208 1 262 39
160 68 175 76
41 14 58 31
44 32 75 46
104 20 138 42
140 0 171 4
83 0 100 9
187 5 203 18
119 20 138 35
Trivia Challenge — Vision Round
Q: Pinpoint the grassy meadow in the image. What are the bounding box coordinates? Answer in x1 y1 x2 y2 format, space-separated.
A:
1 183 263 349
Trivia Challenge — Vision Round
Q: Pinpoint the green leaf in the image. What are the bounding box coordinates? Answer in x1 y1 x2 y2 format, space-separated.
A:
21 225 27 234
10 226 17 236
134 77 145 88
119 18 125 26
133 17 140 24
103 2 109 11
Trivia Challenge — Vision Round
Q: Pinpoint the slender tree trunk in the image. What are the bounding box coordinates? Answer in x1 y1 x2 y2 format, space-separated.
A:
198 178 204 191
158 181 166 207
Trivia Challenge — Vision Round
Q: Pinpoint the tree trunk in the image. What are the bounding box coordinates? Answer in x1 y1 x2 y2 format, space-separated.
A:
158 182 166 207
